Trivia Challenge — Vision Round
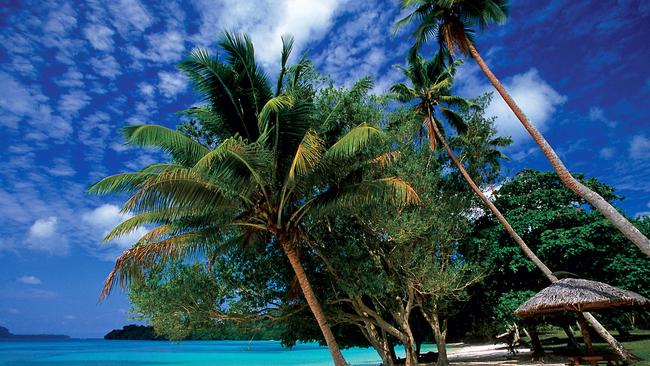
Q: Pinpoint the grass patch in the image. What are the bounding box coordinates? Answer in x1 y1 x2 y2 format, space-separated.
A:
531 327 650 365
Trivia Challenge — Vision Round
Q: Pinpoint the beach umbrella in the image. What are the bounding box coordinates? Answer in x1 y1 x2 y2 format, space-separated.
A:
515 278 650 353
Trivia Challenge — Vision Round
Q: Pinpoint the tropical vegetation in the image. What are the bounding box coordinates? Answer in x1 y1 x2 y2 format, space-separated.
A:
88 3 650 365
395 0 650 257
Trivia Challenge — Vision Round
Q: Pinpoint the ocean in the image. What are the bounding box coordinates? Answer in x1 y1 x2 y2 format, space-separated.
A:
0 339 437 365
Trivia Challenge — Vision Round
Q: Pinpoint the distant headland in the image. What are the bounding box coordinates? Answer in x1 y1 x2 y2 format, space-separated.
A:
0 325 70 341
104 325 165 340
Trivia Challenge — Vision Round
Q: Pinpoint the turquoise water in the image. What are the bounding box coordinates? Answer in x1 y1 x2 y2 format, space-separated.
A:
0 340 416 365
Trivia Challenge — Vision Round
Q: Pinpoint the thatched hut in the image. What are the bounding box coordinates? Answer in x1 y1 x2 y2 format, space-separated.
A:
515 278 649 317
515 278 650 353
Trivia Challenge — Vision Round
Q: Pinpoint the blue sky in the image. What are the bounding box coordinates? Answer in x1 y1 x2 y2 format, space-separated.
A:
0 0 648 338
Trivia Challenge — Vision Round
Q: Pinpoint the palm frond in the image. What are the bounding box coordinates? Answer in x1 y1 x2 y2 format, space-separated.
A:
122 170 239 214
309 177 420 217
99 227 221 300
87 172 155 195
123 125 209 167
287 129 324 181
258 94 294 135
324 124 384 161
440 107 468 135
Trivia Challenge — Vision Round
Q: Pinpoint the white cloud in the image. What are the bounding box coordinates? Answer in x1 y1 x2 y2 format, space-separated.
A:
158 71 188 98
0 72 72 141
588 107 618 128
83 204 149 252
56 68 85 88
17 276 41 285
46 158 76 177
27 217 57 239
58 90 91 117
108 0 154 36
84 23 115 51
42 3 82 65
128 30 185 63
599 147 615 159
138 82 155 97
311 1 404 89
26 216 69 255
192 0 347 69
629 134 650 160
455 65 567 144
90 55 122 79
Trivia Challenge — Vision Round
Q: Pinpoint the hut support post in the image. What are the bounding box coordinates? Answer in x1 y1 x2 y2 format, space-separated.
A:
582 312 637 361
575 312 593 353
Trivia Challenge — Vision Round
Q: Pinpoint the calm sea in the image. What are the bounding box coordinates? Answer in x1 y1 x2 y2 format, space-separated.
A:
0 340 437 365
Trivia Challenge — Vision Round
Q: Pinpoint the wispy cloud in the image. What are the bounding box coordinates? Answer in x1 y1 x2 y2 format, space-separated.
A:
83 23 115 51
26 216 70 255
588 107 618 128
17 276 41 285
629 134 650 160
158 71 188 98
455 64 567 145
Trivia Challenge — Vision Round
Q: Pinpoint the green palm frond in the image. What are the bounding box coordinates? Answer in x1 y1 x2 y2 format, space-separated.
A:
389 83 417 103
100 227 221 300
123 170 239 214
439 95 473 109
103 208 222 242
287 129 324 181
193 137 271 192
440 107 468 135
258 94 294 135
123 125 209 167
308 177 420 217
87 172 155 195
324 124 384 161
276 35 294 96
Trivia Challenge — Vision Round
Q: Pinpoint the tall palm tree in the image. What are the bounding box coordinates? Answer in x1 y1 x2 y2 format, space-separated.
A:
88 33 419 366
395 0 650 258
391 51 555 366
395 9 638 358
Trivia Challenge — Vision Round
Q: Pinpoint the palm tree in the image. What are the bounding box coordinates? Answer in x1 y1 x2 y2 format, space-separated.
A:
395 8 639 357
391 51 555 365
450 95 512 194
88 32 419 366
395 0 650 258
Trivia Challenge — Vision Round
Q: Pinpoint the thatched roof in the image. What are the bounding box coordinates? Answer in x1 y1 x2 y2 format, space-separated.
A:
515 278 650 318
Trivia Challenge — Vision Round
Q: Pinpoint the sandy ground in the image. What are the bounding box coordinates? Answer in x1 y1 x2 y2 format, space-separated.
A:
445 343 568 366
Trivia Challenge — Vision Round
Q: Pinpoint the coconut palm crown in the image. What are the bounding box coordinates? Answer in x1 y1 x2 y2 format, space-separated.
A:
88 32 419 366
390 50 471 151
395 0 508 56
396 0 650 263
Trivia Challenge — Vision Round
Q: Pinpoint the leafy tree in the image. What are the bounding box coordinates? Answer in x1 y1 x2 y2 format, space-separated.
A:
389 50 555 293
395 0 650 258
89 32 418 366
464 170 650 346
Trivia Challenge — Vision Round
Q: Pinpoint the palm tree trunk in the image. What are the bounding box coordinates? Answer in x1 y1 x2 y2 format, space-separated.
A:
279 237 348 366
465 40 650 258
426 114 556 281
426 114 636 361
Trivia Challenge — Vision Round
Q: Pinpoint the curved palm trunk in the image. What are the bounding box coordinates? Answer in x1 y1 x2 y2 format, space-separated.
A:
426 115 556 280
425 114 636 361
279 237 348 366
465 40 650 258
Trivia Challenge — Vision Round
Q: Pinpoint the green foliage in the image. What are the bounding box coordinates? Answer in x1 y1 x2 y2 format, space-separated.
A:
396 0 509 56
128 259 285 341
104 325 164 340
461 170 650 337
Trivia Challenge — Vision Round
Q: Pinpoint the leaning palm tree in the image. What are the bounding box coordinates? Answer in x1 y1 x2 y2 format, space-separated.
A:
395 0 650 258
391 51 555 366
88 33 419 366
